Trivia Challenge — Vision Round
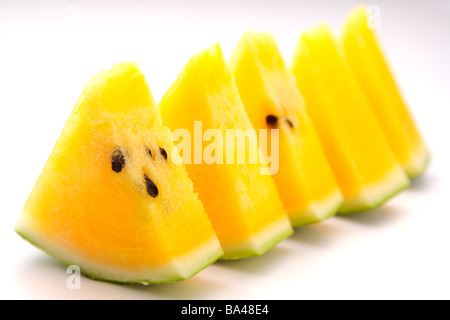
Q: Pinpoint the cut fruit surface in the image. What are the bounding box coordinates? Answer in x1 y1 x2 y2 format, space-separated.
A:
159 44 293 259
291 24 410 214
16 62 223 284
340 5 430 178
229 31 343 227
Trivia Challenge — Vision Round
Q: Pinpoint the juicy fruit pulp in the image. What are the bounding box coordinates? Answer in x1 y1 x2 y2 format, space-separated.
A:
229 31 343 227
291 24 410 214
159 44 293 259
16 62 223 284
340 6 430 178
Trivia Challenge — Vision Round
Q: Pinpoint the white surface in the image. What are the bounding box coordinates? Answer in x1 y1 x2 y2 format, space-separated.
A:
1 0 449 300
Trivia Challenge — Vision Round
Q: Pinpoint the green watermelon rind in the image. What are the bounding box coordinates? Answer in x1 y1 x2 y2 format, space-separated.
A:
337 168 411 215
405 149 431 180
289 190 344 228
220 217 294 260
291 200 343 228
15 226 223 285
338 182 409 215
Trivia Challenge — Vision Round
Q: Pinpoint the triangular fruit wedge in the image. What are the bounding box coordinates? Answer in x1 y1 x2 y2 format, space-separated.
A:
291 24 410 214
159 44 293 259
340 5 430 178
16 62 223 284
229 31 343 227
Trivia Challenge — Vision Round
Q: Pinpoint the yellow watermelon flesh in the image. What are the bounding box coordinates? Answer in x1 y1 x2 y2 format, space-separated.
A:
340 5 430 178
15 62 223 284
291 24 410 214
230 31 343 227
159 44 293 259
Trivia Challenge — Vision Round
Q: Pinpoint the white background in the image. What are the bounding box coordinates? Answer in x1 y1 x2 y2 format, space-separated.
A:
0 0 449 300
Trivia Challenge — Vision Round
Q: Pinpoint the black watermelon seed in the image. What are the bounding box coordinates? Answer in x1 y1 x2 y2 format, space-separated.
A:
159 147 168 160
266 115 278 127
147 148 152 158
144 175 159 198
286 118 294 129
111 149 125 173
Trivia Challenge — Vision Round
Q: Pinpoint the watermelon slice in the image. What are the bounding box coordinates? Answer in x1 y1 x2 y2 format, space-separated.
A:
291 24 410 214
15 62 223 284
159 44 293 259
340 5 430 178
230 31 343 227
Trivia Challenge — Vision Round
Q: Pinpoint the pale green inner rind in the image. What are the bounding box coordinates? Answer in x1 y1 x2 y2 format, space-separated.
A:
220 216 293 260
404 144 431 179
338 166 410 215
289 190 344 228
15 219 223 285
